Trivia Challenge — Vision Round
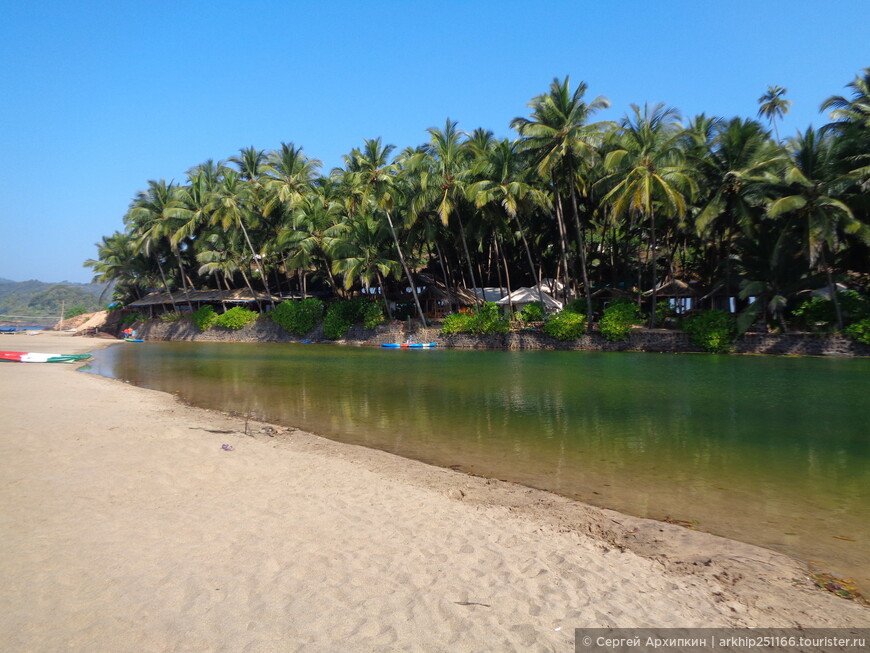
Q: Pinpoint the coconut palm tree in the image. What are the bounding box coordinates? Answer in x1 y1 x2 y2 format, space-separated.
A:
601 103 696 326
757 85 791 143
341 138 428 325
511 76 611 320
467 137 551 313
767 127 870 330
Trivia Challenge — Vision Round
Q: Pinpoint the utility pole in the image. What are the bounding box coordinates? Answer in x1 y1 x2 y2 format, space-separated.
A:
60 299 65 327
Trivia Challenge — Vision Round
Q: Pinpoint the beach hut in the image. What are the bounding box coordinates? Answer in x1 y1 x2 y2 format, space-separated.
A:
643 279 696 314
127 289 279 317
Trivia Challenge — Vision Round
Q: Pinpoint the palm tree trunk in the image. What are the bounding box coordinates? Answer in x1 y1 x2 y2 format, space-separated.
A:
821 247 844 331
237 217 272 305
552 190 571 306
649 206 658 328
385 210 427 327
511 212 548 316
154 254 178 311
455 210 480 306
567 178 594 327
375 270 393 320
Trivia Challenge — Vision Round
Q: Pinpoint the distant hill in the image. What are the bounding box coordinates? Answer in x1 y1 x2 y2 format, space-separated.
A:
0 279 110 325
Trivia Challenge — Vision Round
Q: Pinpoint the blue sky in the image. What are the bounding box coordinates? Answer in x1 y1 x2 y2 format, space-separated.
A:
1 0 867 284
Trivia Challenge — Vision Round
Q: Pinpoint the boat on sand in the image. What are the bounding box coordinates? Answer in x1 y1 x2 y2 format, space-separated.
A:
0 351 92 363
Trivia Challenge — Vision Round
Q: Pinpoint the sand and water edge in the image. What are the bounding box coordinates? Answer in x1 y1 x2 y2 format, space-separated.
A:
0 332 867 652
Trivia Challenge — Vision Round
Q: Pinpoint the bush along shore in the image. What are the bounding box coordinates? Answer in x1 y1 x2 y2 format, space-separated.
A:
123 297 870 357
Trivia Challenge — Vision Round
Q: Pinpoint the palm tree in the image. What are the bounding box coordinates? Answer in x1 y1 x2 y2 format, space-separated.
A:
467 137 551 313
342 138 428 325
767 127 870 330
126 180 195 309
601 103 696 326
757 85 791 143
693 117 784 299
511 76 611 320
328 215 399 316
84 231 153 302
411 119 481 299
262 142 322 218
210 169 272 299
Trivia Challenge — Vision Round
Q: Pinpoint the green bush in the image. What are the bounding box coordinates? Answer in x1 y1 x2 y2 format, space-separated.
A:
599 302 643 341
792 291 870 333
322 299 385 339
360 301 385 329
120 312 146 327
214 306 258 330
440 302 510 336
271 298 324 336
565 298 586 314
845 318 870 345
542 310 586 340
441 312 474 335
322 303 355 339
518 302 544 323
64 305 90 320
159 310 185 323
192 305 218 331
684 310 737 353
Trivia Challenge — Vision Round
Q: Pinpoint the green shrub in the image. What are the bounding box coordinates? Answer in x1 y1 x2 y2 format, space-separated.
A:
599 302 643 341
322 303 354 339
214 306 258 330
542 311 586 340
192 305 218 331
322 299 385 339
441 312 474 335
159 310 185 323
120 312 146 327
271 298 324 336
792 291 870 333
845 318 870 345
64 305 90 320
440 302 510 336
684 310 737 353
360 301 385 329
655 300 677 322
518 302 544 323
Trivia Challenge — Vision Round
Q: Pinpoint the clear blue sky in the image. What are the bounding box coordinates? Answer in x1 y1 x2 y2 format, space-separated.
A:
1 0 867 284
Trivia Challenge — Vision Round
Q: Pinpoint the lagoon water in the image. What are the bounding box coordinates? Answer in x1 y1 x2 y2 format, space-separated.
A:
84 342 870 590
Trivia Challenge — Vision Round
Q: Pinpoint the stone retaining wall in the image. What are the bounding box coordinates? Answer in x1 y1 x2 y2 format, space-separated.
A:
133 317 870 357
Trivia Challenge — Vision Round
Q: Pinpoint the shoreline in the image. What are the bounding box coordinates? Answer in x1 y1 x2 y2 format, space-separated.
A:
1 333 868 650
132 317 870 358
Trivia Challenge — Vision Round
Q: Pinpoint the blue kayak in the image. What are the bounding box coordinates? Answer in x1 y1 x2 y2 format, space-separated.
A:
382 342 437 349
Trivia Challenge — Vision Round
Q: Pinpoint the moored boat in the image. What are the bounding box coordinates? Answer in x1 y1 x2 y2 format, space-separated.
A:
381 342 438 349
0 350 92 363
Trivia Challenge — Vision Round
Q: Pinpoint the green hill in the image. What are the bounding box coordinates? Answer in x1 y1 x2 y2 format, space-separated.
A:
0 279 109 325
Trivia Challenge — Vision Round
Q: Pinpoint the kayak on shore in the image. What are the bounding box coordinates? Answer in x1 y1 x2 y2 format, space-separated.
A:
381 342 438 349
0 351 93 363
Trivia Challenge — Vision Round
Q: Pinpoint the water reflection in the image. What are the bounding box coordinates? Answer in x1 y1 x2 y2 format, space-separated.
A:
85 343 870 589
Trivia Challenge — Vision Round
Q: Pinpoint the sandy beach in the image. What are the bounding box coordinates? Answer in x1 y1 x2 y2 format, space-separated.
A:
0 333 867 652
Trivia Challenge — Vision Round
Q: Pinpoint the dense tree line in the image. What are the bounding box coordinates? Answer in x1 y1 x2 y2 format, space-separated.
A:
86 69 870 332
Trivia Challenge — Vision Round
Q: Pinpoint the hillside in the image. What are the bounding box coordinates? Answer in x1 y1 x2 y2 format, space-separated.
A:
0 279 109 324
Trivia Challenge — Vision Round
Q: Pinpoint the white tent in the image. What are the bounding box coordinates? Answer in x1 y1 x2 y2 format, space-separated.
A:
496 287 563 311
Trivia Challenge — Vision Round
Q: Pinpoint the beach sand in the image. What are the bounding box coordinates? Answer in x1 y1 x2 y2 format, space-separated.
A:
1 333 867 652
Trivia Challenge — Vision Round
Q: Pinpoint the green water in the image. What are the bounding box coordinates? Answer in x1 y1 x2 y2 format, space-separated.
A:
84 342 870 589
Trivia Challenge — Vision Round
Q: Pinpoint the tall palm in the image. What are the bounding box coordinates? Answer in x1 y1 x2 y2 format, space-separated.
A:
757 85 791 143
126 179 194 308
262 142 322 218
84 231 153 302
767 127 870 330
342 138 428 325
601 103 696 326
467 137 551 312
694 117 784 297
210 169 272 299
511 76 610 320
411 119 480 298
328 215 399 315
